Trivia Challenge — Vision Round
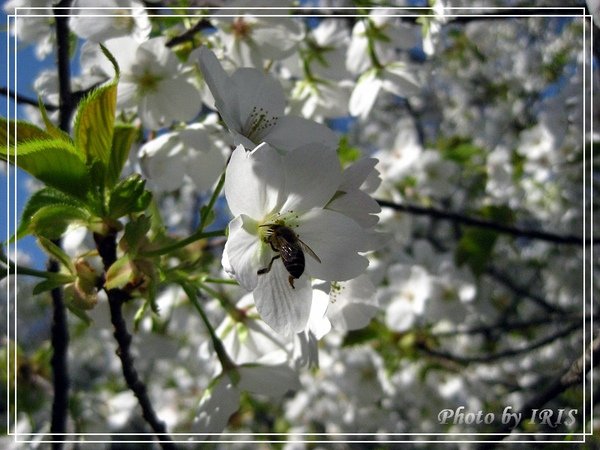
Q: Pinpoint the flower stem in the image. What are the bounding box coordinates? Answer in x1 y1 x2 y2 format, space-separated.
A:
140 229 227 257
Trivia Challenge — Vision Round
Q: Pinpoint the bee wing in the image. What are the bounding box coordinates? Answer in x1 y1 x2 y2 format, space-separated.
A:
298 239 321 263
274 236 298 261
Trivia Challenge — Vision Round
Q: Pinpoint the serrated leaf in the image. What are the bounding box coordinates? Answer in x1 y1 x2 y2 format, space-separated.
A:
108 174 152 218
107 123 138 187
15 187 89 241
38 98 72 143
37 237 75 274
100 43 120 79
29 205 91 240
1 138 91 199
73 83 117 170
0 118 51 150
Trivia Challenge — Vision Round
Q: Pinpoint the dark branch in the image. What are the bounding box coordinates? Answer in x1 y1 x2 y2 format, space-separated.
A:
49 1 73 446
477 335 600 449
377 199 597 246
485 266 568 315
418 320 581 365
0 87 58 111
165 18 213 47
93 231 177 450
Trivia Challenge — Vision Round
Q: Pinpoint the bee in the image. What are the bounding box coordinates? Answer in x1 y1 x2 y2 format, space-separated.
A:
257 223 321 289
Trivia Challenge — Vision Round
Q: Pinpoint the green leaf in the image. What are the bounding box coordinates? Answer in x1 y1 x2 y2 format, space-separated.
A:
32 274 76 295
29 205 91 240
38 98 72 143
122 214 152 254
107 123 138 187
108 174 152 219
37 237 75 274
0 138 91 199
15 187 88 240
0 118 51 150
73 82 117 170
105 254 134 290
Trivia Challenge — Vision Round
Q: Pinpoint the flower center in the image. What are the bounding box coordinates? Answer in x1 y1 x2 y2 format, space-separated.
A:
230 17 253 39
135 70 162 95
258 211 300 243
243 106 279 143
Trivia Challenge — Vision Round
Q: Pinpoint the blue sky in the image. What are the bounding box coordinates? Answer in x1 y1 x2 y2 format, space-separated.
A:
2 9 55 269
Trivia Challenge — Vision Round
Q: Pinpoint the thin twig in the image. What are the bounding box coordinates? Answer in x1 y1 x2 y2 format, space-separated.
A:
418 320 581 365
93 231 177 450
377 199 597 246
485 266 568 315
165 18 212 47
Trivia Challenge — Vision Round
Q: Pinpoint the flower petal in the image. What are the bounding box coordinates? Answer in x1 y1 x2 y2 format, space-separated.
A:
193 374 240 433
238 363 301 398
281 143 342 213
265 115 339 152
198 47 243 131
327 274 379 331
297 209 369 281
225 143 285 219
230 68 286 128
224 215 268 291
253 260 312 336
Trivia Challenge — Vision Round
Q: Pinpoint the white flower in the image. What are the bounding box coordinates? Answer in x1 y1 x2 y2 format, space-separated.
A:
70 0 151 43
194 364 300 433
326 157 382 229
382 264 432 332
138 119 227 192
346 11 419 75
223 143 370 335
198 48 338 151
349 64 421 119
100 36 201 129
326 274 379 331
211 1 304 68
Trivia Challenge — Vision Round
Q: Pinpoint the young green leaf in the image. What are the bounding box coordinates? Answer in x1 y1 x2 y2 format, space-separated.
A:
0 118 51 150
107 123 138 187
108 174 152 218
38 98 72 143
73 82 117 170
29 204 91 240
37 236 76 274
32 274 76 295
1 138 92 199
15 187 89 241
105 254 134 290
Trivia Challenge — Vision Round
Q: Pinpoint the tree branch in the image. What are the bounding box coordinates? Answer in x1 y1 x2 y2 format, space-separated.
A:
93 231 177 450
476 335 600 448
376 199 597 246
49 1 73 445
418 320 581 365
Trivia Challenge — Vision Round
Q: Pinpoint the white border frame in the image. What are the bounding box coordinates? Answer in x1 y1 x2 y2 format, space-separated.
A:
4 4 594 446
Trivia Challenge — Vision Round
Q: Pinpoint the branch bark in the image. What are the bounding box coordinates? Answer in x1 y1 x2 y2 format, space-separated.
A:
93 231 177 450
49 1 73 445
377 199 598 246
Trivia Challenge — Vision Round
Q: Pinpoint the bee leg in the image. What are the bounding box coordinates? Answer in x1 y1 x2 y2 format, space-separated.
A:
288 275 296 289
257 254 280 275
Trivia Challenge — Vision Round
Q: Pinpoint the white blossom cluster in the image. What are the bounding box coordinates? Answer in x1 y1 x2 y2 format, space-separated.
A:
2 0 596 446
